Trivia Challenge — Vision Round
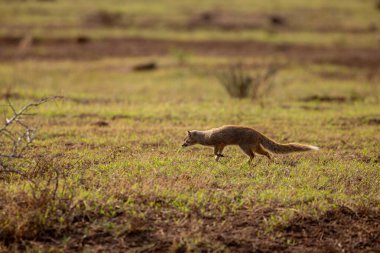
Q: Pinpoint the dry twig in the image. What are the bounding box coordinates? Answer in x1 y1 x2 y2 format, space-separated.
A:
0 96 62 175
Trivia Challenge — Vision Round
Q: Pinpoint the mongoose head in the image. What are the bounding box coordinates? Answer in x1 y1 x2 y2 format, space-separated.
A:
182 131 198 147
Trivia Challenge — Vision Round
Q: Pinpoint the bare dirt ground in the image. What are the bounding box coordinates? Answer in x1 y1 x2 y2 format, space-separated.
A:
1 36 380 68
6 205 379 252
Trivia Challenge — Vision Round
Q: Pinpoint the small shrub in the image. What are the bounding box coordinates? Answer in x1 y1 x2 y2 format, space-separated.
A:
269 15 287 26
216 63 252 98
132 62 157 71
0 97 62 177
170 48 192 66
83 10 124 27
216 63 280 99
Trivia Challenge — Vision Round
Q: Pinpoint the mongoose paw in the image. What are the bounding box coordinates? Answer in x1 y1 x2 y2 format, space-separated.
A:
214 155 220 162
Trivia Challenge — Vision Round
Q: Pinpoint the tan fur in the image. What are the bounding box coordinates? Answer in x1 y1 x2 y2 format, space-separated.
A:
182 125 319 162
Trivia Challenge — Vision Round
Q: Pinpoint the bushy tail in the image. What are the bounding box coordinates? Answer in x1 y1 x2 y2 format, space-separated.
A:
259 135 319 154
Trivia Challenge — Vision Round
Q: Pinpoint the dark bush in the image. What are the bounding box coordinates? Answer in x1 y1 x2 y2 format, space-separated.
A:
217 63 280 99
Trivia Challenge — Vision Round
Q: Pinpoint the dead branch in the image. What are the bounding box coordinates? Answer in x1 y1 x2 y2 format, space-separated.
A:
0 96 63 175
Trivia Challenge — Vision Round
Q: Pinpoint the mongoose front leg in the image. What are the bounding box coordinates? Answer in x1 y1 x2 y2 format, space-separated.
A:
214 146 219 161
248 155 256 164
214 145 225 161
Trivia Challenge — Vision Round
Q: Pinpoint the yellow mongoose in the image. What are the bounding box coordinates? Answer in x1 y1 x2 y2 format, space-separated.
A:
182 125 319 162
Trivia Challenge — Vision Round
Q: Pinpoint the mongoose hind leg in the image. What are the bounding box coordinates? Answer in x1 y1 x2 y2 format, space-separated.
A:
255 144 272 160
239 144 255 163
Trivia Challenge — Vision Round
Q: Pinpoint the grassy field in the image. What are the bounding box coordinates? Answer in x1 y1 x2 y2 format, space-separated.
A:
1 0 380 252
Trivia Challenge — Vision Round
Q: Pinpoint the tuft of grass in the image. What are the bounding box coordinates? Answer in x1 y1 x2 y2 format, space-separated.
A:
216 63 280 99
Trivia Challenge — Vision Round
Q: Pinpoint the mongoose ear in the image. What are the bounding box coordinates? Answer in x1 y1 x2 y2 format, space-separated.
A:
187 130 191 136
